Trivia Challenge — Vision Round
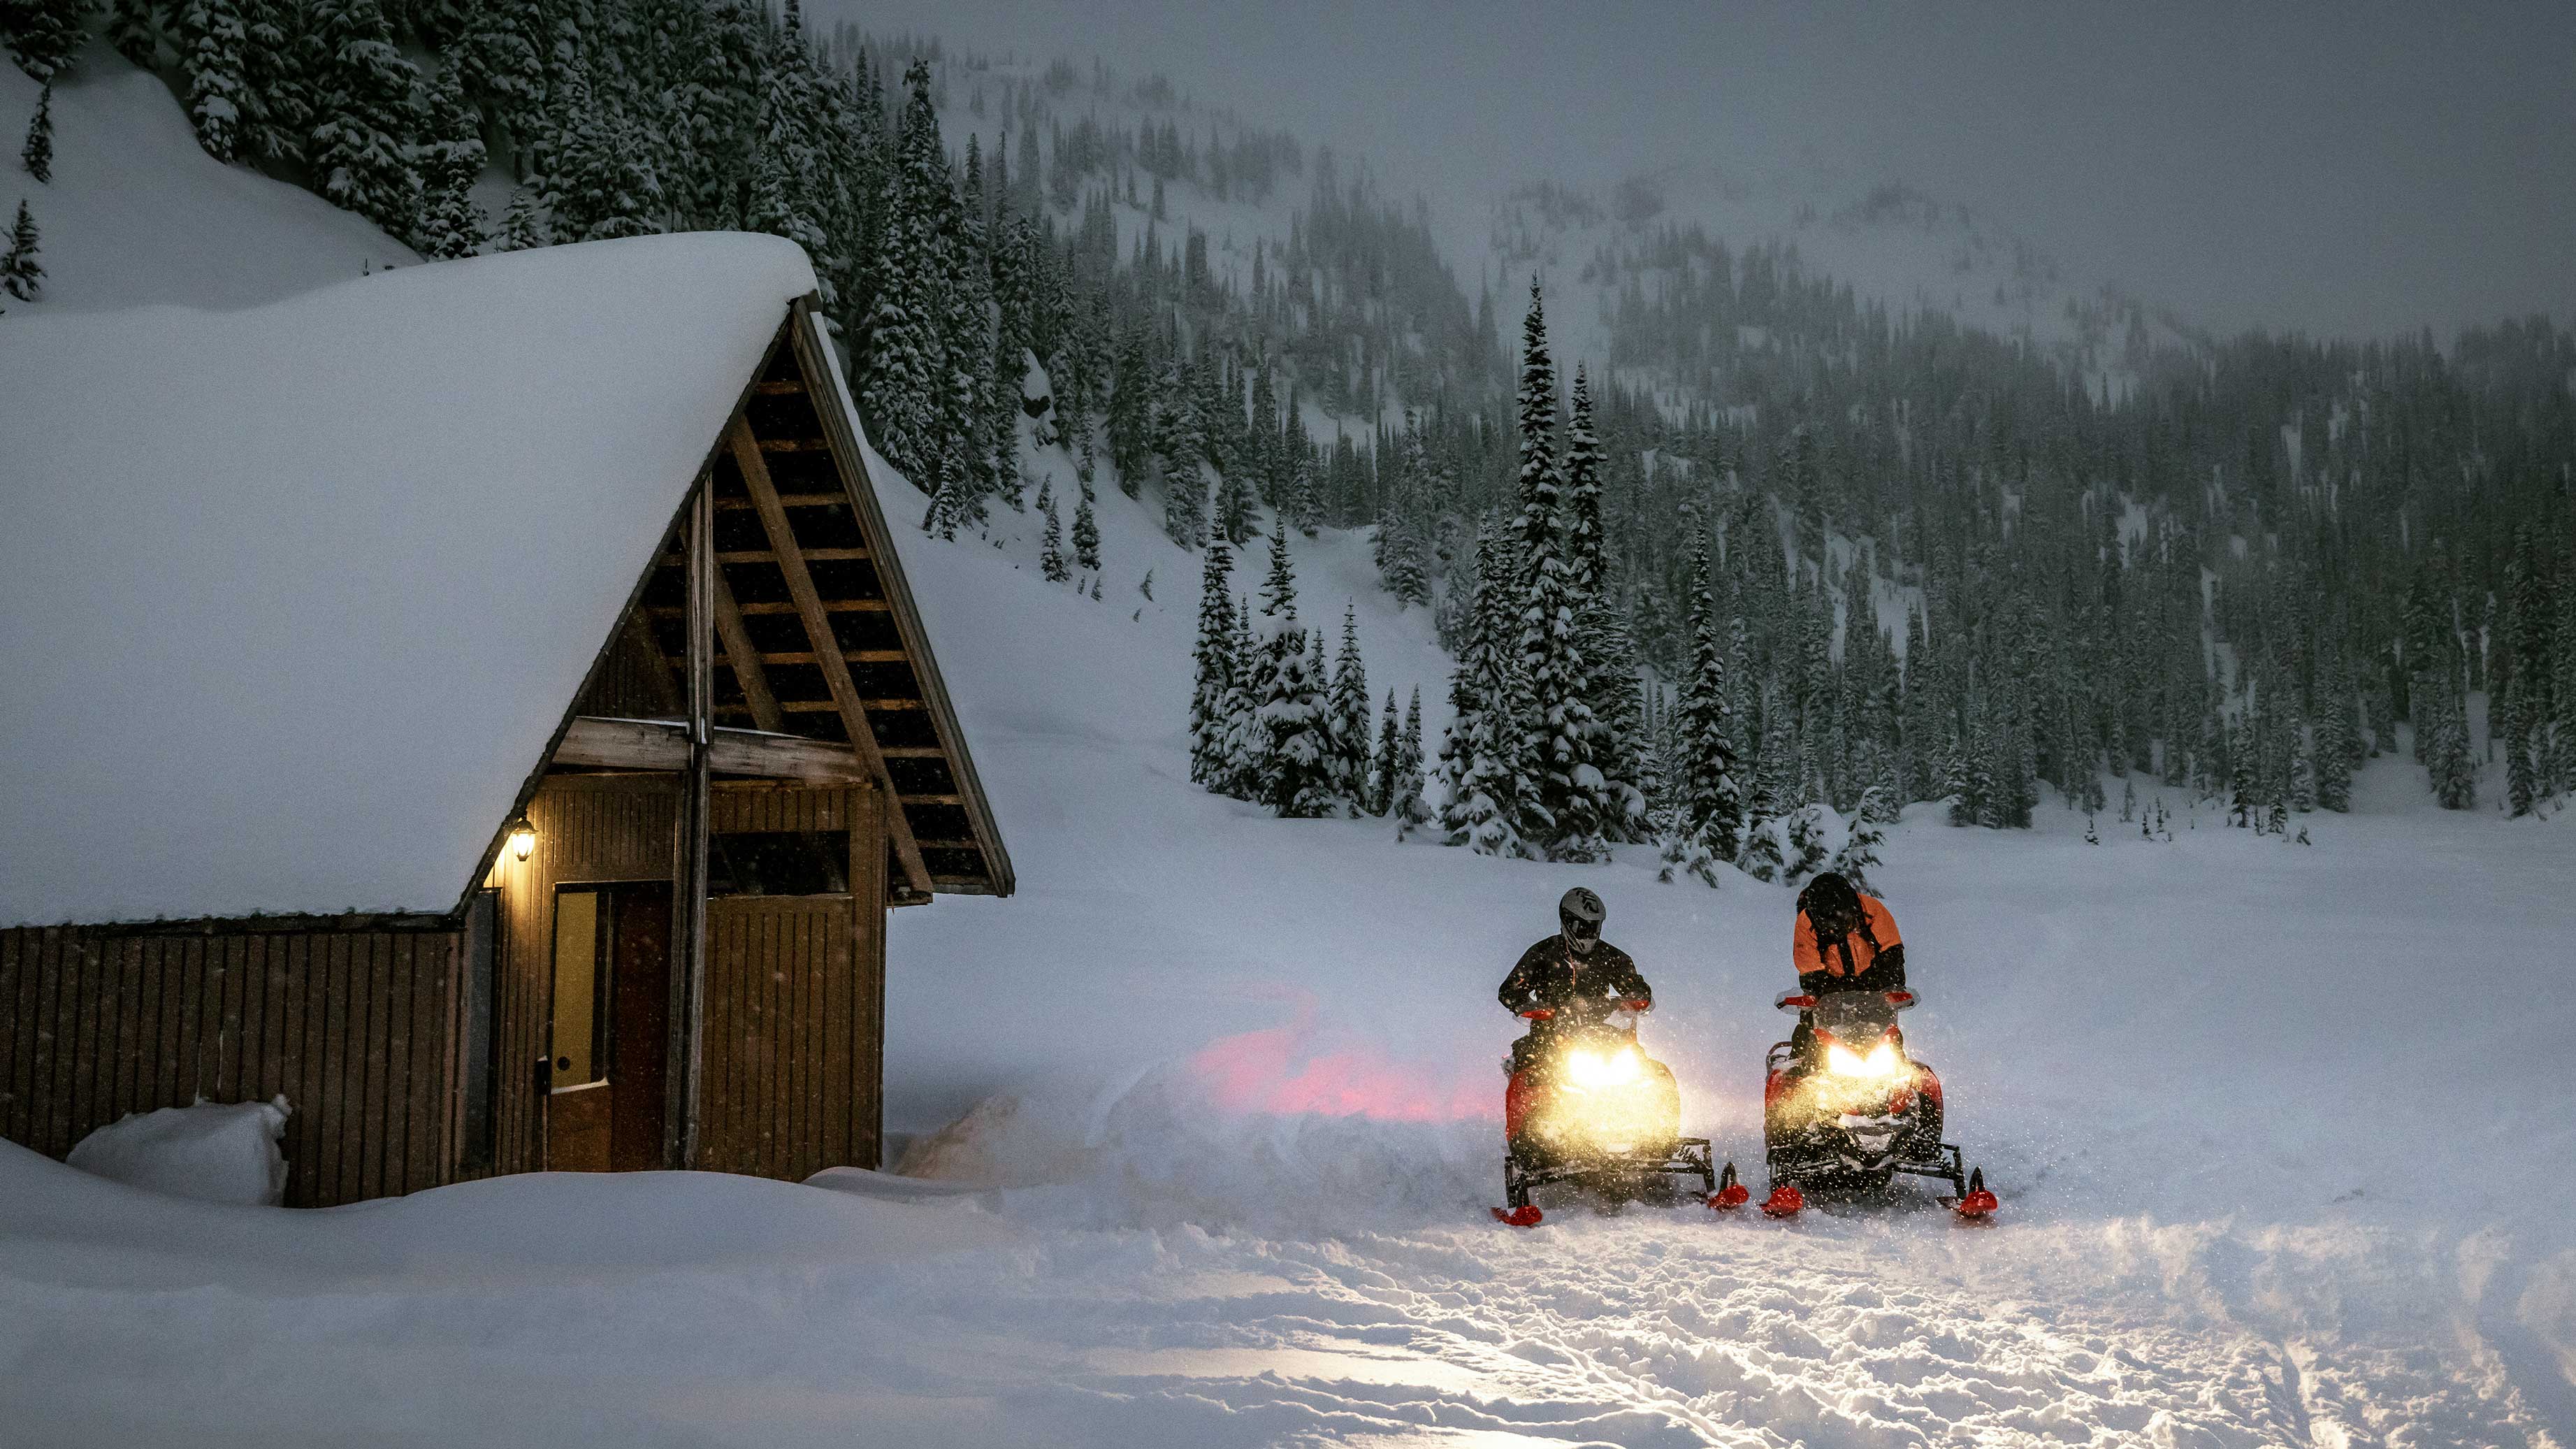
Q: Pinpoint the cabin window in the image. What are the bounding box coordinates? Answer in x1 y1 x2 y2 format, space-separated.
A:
709 830 847 897
549 888 612 1086
458 889 501 1173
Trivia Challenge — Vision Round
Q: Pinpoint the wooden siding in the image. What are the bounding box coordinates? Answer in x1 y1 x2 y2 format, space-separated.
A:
697 782 885 1177
0 923 461 1208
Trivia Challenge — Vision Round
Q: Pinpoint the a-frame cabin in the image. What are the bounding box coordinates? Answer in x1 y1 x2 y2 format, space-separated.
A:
0 236 1011 1205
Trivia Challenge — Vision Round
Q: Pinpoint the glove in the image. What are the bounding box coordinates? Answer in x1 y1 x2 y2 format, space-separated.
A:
1519 1007 1555 1021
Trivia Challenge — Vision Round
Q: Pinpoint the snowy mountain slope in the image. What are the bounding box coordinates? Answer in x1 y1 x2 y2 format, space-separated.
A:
0 52 415 315
1474 162 2193 410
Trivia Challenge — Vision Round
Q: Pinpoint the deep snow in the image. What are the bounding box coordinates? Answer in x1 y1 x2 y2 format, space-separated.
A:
64 1097 289 1206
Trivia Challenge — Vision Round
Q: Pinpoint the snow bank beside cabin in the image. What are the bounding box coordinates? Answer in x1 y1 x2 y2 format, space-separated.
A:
66 1097 290 1206
0 234 818 926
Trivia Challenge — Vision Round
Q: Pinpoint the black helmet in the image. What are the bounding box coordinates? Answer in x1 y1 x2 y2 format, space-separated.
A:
1558 886 1605 951
1797 872 1862 935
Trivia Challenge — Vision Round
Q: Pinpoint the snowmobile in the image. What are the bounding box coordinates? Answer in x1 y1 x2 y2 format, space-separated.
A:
1493 1002 1717 1226
1713 988 1997 1220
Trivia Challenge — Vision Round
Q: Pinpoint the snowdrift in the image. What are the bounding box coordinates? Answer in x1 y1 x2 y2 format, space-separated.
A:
65 1097 291 1206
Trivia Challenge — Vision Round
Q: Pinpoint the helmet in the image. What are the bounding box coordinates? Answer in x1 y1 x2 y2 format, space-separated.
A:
1558 886 1605 953
1797 872 1862 935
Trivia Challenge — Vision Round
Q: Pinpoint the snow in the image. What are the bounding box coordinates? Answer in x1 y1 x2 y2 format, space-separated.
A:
11 408 2566 1448
64 1097 290 1206
1 57 417 313
6 50 2573 1449
0 234 819 925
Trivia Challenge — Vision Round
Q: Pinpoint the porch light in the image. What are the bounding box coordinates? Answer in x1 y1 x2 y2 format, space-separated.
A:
505 815 537 861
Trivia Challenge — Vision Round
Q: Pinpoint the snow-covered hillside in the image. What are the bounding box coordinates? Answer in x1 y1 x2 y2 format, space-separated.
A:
8 416 2573 1446
1477 164 2194 410
0 54 414 313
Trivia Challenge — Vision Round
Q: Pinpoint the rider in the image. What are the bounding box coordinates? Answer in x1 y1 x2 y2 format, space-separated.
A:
1786 871 1905 1066
1498 887 1654 1075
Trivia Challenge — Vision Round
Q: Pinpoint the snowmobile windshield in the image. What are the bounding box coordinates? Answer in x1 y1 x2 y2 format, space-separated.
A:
1811 991 1899 1047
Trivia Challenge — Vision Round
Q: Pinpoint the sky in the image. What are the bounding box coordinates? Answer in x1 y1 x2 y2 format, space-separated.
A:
834 0 2576 341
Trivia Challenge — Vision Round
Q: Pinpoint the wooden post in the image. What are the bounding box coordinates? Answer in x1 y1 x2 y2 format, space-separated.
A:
670 481 715 1169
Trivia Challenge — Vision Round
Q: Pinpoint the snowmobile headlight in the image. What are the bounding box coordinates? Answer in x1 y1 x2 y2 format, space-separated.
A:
1826 1040 1902 1079
1564 1046 1642 1090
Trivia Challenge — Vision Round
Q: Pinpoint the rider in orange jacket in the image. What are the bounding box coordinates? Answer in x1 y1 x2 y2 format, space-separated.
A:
1788 872 1905 1065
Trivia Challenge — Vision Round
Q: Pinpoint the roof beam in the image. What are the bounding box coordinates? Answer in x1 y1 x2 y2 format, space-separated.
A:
709 564 783 733
555 716 870 784
727 412 935 900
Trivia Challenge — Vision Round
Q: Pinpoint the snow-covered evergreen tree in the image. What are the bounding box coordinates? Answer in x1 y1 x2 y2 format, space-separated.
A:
1660 524 1745 882
497 186 544 251
862 59 951 498
1248 544 1337 819
1327 604 1371 812
1439 517 1535 858
1510 283 1610 859
412 61 487 259
1185 545 1245 795
1392 686 1431 837
1071 479 1101 574
177 0 250 163
1 197 41 301
20 82 49 183
4 0 93 82
305 0 424 239
1368 689 1401 816
1039 477 1069 583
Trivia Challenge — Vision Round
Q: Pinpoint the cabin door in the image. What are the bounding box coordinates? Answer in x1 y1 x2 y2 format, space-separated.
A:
544 883 672 1172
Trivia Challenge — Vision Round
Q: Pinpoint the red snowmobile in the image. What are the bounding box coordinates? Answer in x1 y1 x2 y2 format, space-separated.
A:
1492 1002 1716 1226
1713 988 1997 1220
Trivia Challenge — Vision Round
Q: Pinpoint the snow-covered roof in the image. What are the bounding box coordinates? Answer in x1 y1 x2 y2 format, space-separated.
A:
0 234 822 925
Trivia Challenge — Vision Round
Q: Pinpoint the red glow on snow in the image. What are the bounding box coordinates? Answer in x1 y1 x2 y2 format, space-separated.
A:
1185 1002 1496 1122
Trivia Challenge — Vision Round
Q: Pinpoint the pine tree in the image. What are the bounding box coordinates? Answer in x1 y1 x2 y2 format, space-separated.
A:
1 197 41 301
1830 789 1888 891
1564 366 1645 841
1392 686 1431 837
862 59 951 496
1188 542 1236 787
1368 689 1401 816
497 187 545 252
1039 477 1069 583
20 82 50 184
1071 479 1101 573
2429 672 2477 809
1252 571 1336 819
1665 524 1746 879
412 61 487 259
1439 517 1533 858
177 0 250 162
1510 282 1609 858
1327 603 1371 812
5 0 93 82
305 0 424 240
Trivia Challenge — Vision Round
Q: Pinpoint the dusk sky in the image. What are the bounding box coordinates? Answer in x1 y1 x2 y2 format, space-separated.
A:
844 0 2576 340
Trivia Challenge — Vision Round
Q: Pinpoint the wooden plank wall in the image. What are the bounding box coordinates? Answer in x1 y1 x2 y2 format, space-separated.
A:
0 923 461 1208
699 782 886 1178
483 773 677 1176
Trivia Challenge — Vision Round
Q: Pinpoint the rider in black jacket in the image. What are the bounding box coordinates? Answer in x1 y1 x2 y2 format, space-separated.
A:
1498 888 1654 1074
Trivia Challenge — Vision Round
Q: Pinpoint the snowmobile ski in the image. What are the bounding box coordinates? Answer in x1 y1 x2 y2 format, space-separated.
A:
1491 1204 1543 1227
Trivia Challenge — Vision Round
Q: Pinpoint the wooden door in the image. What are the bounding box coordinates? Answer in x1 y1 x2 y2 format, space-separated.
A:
544 884 671 1172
